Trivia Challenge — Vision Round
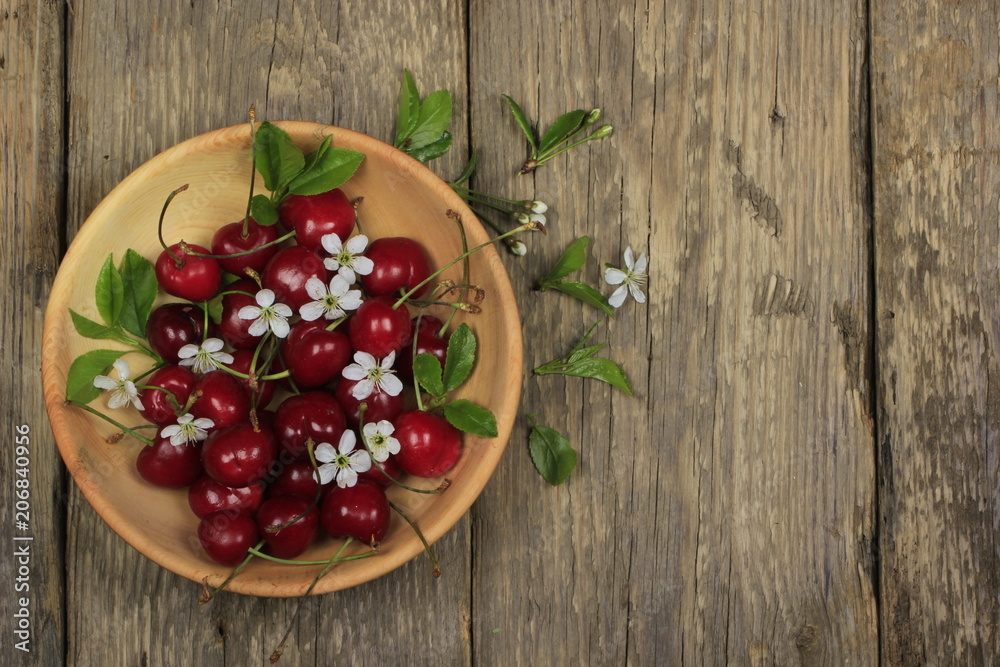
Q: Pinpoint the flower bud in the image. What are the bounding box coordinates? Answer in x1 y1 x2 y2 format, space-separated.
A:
515 212 531 224
530 200 548 214
584 109 601 126
529 213 546 226
508 240 527 256
591 125 613 139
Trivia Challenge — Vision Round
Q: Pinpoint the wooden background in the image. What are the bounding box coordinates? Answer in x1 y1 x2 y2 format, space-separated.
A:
2 0 998 664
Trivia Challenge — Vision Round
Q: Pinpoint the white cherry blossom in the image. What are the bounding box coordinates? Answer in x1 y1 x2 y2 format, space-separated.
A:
299 275 363 322
313 430 372 488
93 358 144 411
362 420 401 463
321 233 374 284
341 351 404 401
237 288 293 338
160 413 215 446
604 246 648 308
177 337 234 374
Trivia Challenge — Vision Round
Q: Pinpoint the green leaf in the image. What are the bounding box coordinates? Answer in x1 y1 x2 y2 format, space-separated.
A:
95 254 124 327
503 94 538 153
442 323 476 393
207 293 225 325
408 90 453 149
117 250 157 337
566 343 605 365
537 357 634 396
412 353 445 398
394 69 422 146
539 109 586 155
528 424 577 485
69 309 135 345
303 135 332 172
287 147 365 196
550 281 616 317
251 194 278 226
538 236 589 289
452 147 478 185
255 122 306 192
405 131 452 162
444 399 498 437
66 349 127 403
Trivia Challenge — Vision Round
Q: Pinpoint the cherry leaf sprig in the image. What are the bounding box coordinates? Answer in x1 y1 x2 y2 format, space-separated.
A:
394 69 454 162
251 122 365 225
533 321 634 397
535 236 615 317
526 416 577 486
412 323 498 438
502 95 612 174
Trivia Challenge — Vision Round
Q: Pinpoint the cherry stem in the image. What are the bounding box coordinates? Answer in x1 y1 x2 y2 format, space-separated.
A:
464 205 526 255
451 184 527 208
182 231 296 259
66 401 154 446
392 219 537 310
389 500 440 577
200 538 265 605
441 211 469 333
135 384 182 415
247 547 375 567
133 362 167 382
266 440 323 533
358 404 444 494
157 184 190 266
324 315 348 332
453 189 514 216
533 129 607 167
242 104 257 237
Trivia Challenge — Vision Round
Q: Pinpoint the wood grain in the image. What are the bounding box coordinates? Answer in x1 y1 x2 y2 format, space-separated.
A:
469 0 878 663
64 1 472 664
872 1 1000 662
0 0 65 664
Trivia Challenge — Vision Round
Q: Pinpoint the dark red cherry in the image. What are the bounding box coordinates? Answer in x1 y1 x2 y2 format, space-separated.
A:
334 377 406 429
360 237 431 298
191 370 251 428
225 349 277 408
394 410 463 478
274 391 347 459
256 496 320 559
155 243 222 302
188 476 265 519
146 303 208 363
278 188 355 251
135 431 202 489
138 365 197 425
211 217 281 275
267 460 323 499
281 320 352 388
358 454 402 488
217 279 265 350
201 419 277 487
348 296 412 358
261 246 327 310
198 511 259 565
320 479 390 544
397 315 449 381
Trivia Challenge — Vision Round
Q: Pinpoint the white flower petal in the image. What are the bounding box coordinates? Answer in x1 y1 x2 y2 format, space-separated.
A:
93 375 117 390
336 467 358 489
329 274 351 296
337 266 357 284
107 392 128 410
112 358 131 380
305 277 328 301
348 450 372 473
270 317 290 339
314 442 337 463
378 373 403 397
608 285 628 308
273 303 294 318
338 429 357 455
247 318 269 337
629 282 647 304
624 246 636 270
342 363 368 381
177 413 194 425
345 234 369 254
362 422 379 439
351 257 374 276
255 289 276 307
604 267 627 285
299 300 326 321
161 425 181 438
351 378 375 400
130 395 145 411
238 305 262 321
339 291 364 311
376 420 395 435
353 351 377 370
168 431 188 446
634 252 648 275
177 343 200 360
214 351 234 365
202 338 225 353
381 351 396 370
192 418 215 430
316 463 337 486
321 233 344 255
384 435 401 456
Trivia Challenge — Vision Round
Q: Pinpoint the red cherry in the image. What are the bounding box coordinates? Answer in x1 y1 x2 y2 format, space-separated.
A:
261 246 327 310
217 279 265 350
139 365 197 425
210 217 281 275
278 188 355 251
394 410 463 478
188 476 265 519
334 377 405 429
201 420 277 487
256 496 320 559
135 431 203 489
155 243 221 302
320 479 390 544
225 349 277 408
198 511 259 565
357 454 402 488
396 315 449 382
146 303 209 363
348 296 412 358
267 460 323 499
274 391 347 459
360 237 431 298
281 320 352 388
191 370 251 428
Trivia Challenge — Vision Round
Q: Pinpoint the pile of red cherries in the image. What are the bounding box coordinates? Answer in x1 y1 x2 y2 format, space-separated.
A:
141 186 464 566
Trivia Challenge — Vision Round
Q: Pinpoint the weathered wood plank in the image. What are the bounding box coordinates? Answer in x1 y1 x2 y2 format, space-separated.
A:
872 1 1000 663
469 0 878 663
0 0 65 663
64 1 470 665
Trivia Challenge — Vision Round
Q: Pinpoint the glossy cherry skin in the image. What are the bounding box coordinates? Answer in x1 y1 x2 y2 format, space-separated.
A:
266 460 323 499
396 315 449 382
360 237 431 298
257 496 320 559
225 349 277 408
155 243 222 302
274 391 347 459
135 432 202 489
261 246 327 310
358 454 403 488
394 410 463 478
334 377 406 429
146 303 208 363
217 279 265 350
198 511 259 565
139 365 197 425
201 420 278 487
278 188 355 251
348 296 412 358
188 476 265 519
191 370 251 428
281 320 352 388
211 217 281 275
321 479 390 544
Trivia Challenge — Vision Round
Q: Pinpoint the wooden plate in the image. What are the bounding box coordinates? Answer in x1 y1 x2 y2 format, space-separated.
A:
41 122 522 596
